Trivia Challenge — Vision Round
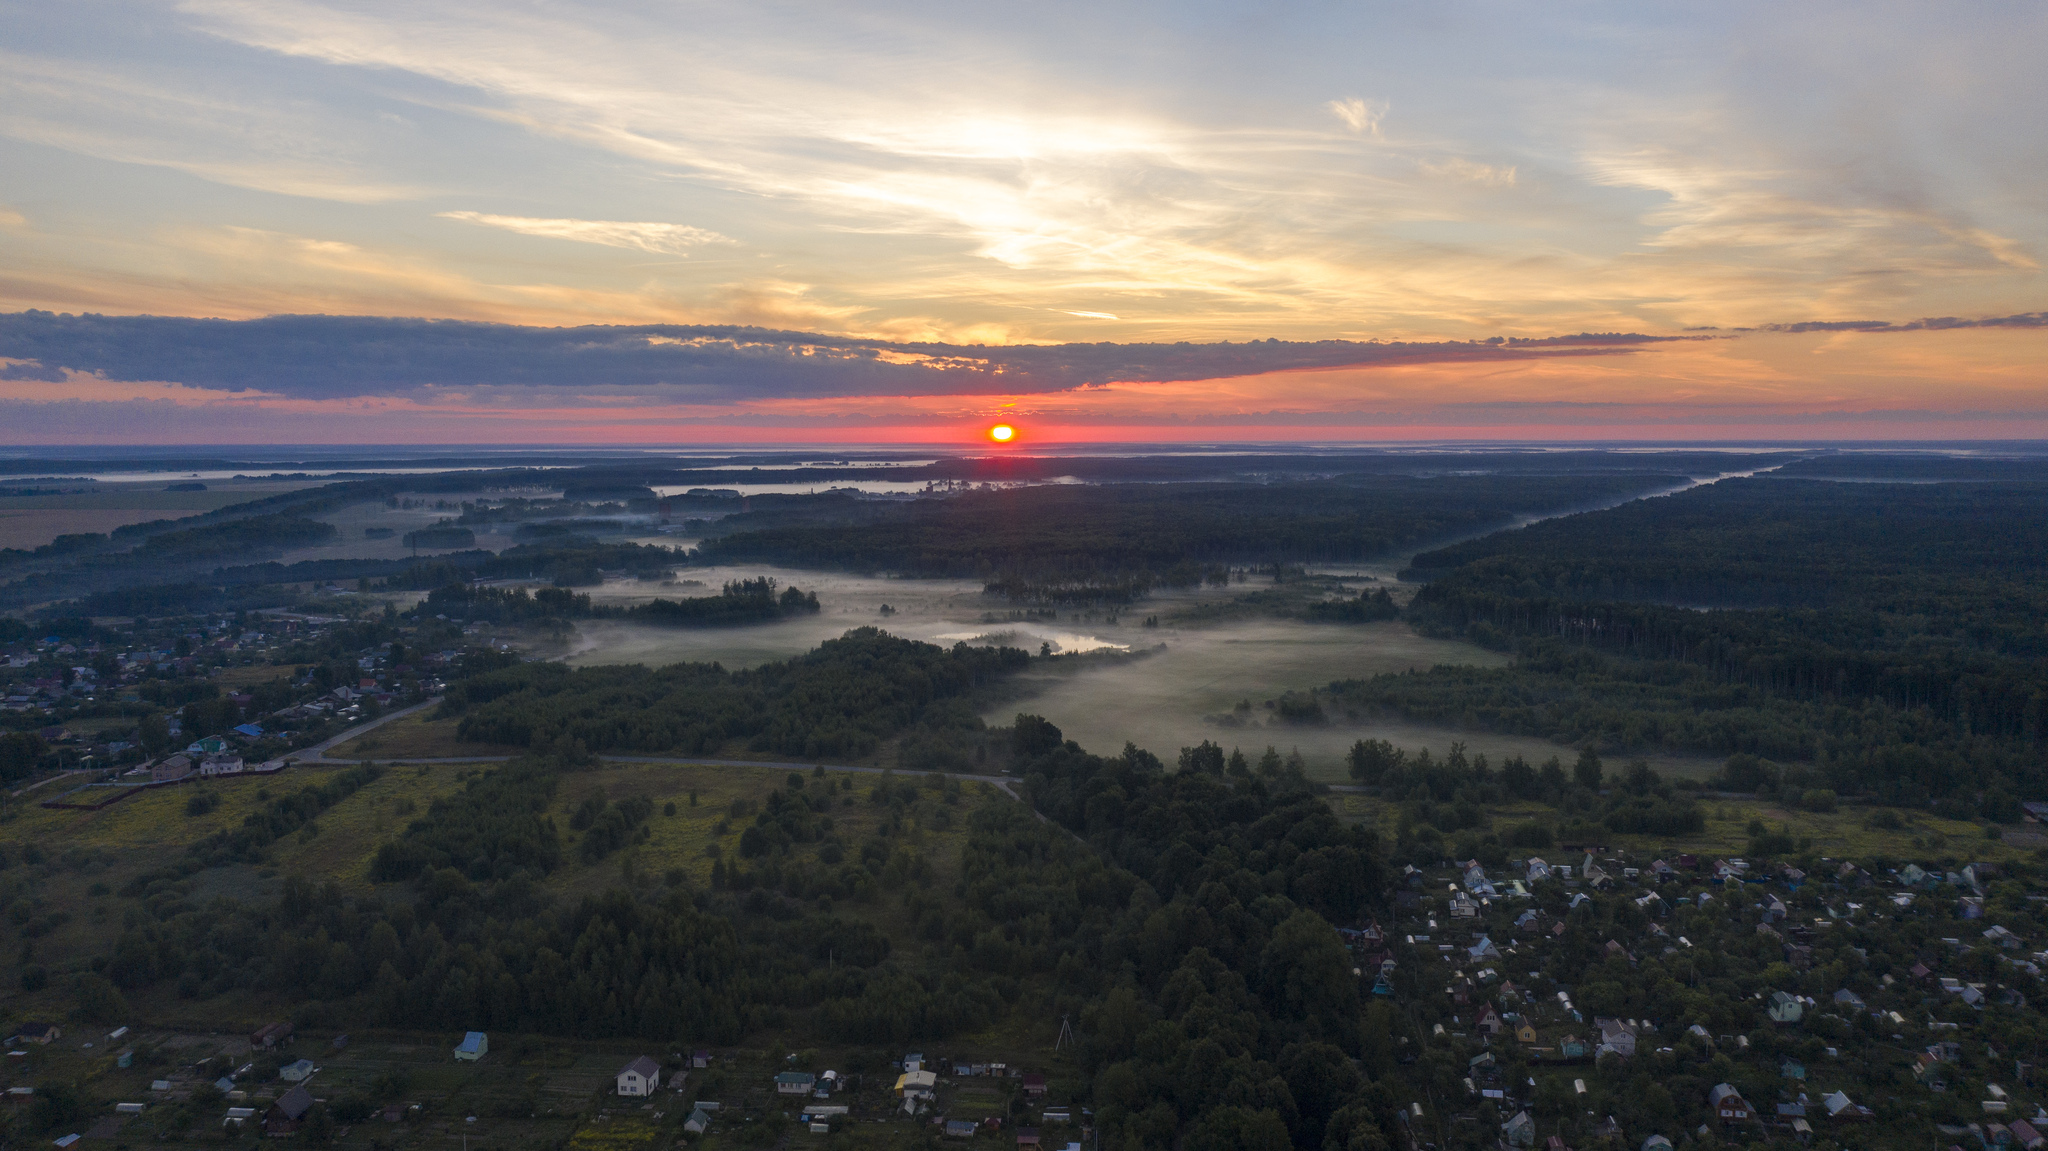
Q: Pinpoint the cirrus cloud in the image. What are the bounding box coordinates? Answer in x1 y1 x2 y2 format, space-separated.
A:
436 211 735 255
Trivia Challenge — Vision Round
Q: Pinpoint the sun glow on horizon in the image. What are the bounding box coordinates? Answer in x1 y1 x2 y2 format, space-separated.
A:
988 423 1016 442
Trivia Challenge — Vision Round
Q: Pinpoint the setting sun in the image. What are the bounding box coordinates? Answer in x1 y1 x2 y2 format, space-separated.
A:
988 424 1016 442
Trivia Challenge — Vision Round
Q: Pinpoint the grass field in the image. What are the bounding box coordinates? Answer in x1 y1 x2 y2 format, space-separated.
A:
0 479 331 549
328 712 524 760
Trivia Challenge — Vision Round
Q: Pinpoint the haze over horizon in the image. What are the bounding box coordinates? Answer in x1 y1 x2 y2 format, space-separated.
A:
1 1 2043 444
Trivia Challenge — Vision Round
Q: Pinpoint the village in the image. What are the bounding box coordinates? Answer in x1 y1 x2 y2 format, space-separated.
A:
1362 844 2048 1151
1 1014 1087 1151
2 605 463 807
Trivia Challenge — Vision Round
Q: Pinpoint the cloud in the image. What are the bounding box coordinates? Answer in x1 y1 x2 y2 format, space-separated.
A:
1756 312 2048 334
1327 98 1387 138
1419 157 1516 187
437 212 734 255
0 310 1693 403
1064 311 1119 320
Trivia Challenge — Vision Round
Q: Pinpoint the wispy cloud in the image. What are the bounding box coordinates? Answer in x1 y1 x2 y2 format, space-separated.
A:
1419 157 1515 187
1328 98 1388 138
437 211 733 255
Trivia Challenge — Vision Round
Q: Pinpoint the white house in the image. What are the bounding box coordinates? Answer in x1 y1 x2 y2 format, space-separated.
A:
616 1056 661 1097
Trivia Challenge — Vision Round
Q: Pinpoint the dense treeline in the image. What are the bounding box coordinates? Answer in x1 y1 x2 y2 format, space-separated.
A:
369 759 564 882
1303 587 1399 623
94 753 1095 1049
692 474 1684 596
1345 740 1702 864
413 577 818 627
1361 478 2048 810
1001 717 1411 1151
441 627 1028 759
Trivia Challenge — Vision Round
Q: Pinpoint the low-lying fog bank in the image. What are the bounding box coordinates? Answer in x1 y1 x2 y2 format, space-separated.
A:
538 565 1722 779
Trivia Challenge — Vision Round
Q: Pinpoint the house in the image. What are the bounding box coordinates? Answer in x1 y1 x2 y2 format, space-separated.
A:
1686 1024 1713 1046
1821 1091 1871 1120
945 1120 978 1139
691 1050 711 1069
1516 1021 1539 1044
1477 1005 1503 1036
1449 891 1480 918
186 735 229 756
777 1072 817 1096
1913 1053 1948 1087
1515 909 1543 930
454 1031 487 1061
1016 1128 1042 1147
1708 1084 1751 1124
1559 1035 1588 1059
233 723 263 739
1987 925 2023 949
1768 991 1805 1023
151 755 194 782
2008 1119 2044 1149
200 754 245 777
1781 1059 1806 1080
1641 1138 1673 1151
616 1056 661 1097
1832 989 1865 1009
1596 1019 1636 1057
1502 1110 1537 1148
1526 858 1552 883
265 1086 315 1136
684 1109 712 1135
279 1059 316 1082
11 1022 60 1044
1469 937 1502 962
893 1070 937 1097
1021 1073 1047 1098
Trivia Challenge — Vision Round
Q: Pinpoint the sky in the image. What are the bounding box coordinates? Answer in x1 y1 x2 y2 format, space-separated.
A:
0 0 2043 445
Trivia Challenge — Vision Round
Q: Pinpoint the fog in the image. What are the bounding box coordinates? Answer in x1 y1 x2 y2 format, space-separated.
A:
543 563 1722 780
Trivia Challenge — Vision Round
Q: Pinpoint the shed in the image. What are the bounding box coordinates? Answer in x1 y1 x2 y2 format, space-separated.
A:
683 1109 712 1136
1016 1128 1041 1147
455 1032 487 1061
1501 1110 1536 1149
945 1119 977 1139
777 1072 817 1096
250 1022 292 1050
280 1059 316 1082
1021 1073 1047 1097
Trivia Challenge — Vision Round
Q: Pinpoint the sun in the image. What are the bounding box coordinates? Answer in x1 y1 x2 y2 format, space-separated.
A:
988 424 1016 443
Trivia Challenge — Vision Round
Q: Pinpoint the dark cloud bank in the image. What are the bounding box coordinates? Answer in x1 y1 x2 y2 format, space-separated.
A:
0 310 2035 401
0 311 1682 400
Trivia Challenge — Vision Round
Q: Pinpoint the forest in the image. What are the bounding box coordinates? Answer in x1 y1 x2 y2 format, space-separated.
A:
689 474 1685 594
1324 477 2048 815
414 577 819 628
439 627 1029 760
